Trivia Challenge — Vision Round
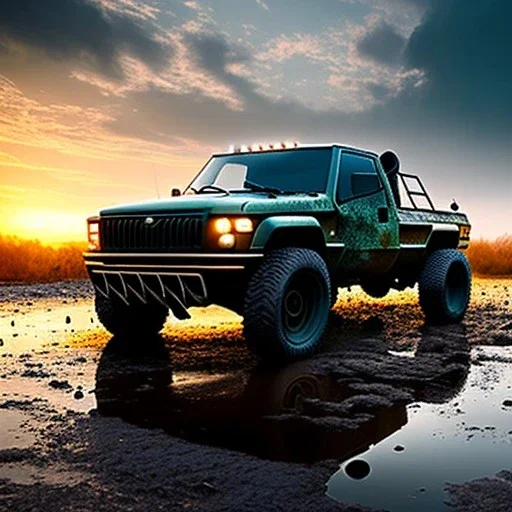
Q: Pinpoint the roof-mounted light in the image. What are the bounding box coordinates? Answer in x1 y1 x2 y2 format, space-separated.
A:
230 141 299 153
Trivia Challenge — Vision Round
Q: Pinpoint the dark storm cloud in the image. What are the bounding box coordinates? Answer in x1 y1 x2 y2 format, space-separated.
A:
0 0 168 78
107 0 510 156
396 0 511 135
356 22 406 65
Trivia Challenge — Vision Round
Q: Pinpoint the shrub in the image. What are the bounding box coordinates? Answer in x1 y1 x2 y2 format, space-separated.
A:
0 234 87 282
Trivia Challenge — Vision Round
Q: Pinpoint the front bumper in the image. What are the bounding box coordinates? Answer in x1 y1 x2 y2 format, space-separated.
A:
83 252 263 318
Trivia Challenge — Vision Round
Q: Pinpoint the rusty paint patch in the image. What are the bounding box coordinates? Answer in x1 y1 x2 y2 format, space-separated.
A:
380 231 392 249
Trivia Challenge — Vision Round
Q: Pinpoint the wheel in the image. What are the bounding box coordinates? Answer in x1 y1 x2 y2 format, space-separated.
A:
361 280 390 299
95 293 168 337
418 249 471 325
243 248 331 362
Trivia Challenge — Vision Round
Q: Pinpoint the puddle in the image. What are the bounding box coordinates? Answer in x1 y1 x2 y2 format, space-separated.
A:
0 302 98 354
0 410 36 449
327 355 512 511
0 462 87 486
93 336 512 510
95 338 409 463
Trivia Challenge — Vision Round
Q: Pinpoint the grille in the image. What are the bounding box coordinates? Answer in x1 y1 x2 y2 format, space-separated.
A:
100 215 204 251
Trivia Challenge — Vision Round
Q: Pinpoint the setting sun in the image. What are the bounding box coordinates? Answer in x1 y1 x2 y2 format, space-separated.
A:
4 210 86 245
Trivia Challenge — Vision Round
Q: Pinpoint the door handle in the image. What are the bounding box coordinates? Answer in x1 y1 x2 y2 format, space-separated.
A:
378 207 389 223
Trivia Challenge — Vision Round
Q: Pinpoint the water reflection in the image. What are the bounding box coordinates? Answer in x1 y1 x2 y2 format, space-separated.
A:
95 336 409 464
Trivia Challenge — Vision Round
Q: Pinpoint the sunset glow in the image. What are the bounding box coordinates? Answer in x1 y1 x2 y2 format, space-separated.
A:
0 0 510 244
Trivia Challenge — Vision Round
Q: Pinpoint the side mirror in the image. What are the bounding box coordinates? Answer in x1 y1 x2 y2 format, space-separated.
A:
171 188 181 197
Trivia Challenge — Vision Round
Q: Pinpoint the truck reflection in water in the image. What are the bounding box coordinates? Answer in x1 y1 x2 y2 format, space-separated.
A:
95 336 408 464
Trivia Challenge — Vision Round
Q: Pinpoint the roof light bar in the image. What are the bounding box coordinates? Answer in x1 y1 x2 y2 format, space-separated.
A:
230 141 299 153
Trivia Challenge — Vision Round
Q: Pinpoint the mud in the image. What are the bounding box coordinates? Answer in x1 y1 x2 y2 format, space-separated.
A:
0 278 511 511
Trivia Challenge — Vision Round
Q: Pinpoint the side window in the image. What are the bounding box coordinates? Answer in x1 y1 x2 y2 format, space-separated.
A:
337 153 381 202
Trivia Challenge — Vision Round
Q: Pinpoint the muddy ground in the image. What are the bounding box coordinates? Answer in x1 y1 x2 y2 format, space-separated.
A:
0 278 511 511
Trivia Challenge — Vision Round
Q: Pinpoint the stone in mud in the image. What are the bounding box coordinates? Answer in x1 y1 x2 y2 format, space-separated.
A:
502 400 512 407
74 390 84 400
49 379 72 390
22 369 50 378
65 316 71 324
393 445 405 452
345 459 371 480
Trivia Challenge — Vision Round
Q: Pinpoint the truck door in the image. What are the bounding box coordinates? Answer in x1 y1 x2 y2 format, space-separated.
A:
333 150 399 275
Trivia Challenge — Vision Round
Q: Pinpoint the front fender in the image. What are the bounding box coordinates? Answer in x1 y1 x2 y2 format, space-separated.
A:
250 216 323 250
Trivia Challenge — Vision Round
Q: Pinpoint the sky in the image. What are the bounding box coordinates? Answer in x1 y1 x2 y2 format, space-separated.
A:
0 0 510 243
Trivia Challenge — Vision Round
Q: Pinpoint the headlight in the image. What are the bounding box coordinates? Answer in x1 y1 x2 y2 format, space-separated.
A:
214 217 232 234
218 233 235 249
207 216 256 250
87 218 101 251
234 218 254 233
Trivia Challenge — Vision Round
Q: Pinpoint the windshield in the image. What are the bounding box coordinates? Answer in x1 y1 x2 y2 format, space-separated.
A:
187 148 333 194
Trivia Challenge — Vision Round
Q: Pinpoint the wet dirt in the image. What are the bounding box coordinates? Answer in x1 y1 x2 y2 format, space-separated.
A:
0 278 511 511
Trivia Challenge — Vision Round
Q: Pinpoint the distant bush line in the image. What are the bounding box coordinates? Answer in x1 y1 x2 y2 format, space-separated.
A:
0 235 87 283
466 235 512 277
0 233 510 283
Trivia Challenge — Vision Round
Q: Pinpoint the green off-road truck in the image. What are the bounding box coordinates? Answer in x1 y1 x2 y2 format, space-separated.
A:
84 143 472 361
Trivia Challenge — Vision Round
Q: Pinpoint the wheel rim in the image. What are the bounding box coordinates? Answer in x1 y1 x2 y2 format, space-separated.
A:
282 270 328 346
445 260 469 315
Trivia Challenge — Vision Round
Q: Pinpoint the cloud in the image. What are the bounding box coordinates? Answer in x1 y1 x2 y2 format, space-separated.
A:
0 75 213 165
0 0 168 79
255 0 270 11
93 0 161 21
356 21 406 65
395 0 511 140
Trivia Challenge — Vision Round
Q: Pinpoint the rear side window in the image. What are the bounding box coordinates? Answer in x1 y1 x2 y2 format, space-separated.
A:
337 153 381 202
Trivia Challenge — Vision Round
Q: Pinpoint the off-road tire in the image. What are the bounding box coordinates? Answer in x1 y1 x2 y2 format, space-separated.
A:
95 293 168 337
243 248 331 362
419 249 471 325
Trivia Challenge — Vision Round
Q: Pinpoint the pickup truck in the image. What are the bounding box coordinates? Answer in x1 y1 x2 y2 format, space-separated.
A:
84 143 472 362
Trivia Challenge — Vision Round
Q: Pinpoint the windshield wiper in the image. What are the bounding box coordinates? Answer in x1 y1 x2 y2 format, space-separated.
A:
243 180 283 195
192 184 230 195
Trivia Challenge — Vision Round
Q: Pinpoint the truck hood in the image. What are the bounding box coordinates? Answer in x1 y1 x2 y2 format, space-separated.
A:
100 193 335 216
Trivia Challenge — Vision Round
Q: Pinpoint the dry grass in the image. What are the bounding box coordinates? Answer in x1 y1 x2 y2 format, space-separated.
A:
0 233 510 283
0 234 87 283
466 235 512 277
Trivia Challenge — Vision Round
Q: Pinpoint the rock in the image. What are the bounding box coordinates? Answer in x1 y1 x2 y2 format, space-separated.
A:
393 445 405 452
65 316 71 324
48 379 72 390
22 369 50 378
345 459 371 480
503 400 512 407
73 390 84 400
10 320 14 327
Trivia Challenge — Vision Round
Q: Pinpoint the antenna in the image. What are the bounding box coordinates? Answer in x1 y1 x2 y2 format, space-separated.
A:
153 164 161 199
